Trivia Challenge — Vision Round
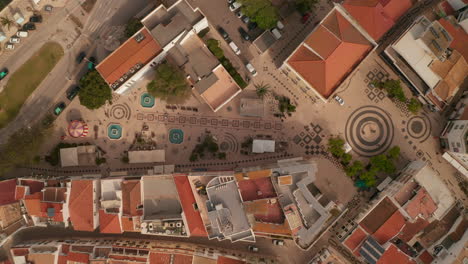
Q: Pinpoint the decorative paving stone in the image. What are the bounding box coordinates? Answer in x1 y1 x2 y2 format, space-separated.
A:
200 118 207 125
406 115 431 143
243 121 250 128
378 92 386 100
168 116 175 122
232 120 239 127
254 122 260 128
303 135 312 144
366 72 375 79
293 135 302 144
190 117 197 124
368 92 376 100
313 135 322 144
275 123 282 130
179 116 186 123
313 125 323 134
377 71 384 80
300 132 305 137
300 143 305 147
158 115 165 121
211 119 218 126
147 114 154 121
222 119 229 126
137 113 144 120
264 123 272 129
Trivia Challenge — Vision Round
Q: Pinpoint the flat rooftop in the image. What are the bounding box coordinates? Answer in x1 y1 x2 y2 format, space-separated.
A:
96 28 162 87
141 175 182 221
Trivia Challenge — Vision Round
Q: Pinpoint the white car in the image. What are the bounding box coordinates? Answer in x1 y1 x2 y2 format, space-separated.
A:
334 95 344 105
229 2 242 11
246 63 257 76
16 31 28 37
229 41 241 55
272 239 284 246
10 37 20 43
5 43 14 50
247 245 259 252
271 28 282 40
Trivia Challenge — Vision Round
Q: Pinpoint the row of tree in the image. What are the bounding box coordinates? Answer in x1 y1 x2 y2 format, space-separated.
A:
328 137 400 187
372 79 422 114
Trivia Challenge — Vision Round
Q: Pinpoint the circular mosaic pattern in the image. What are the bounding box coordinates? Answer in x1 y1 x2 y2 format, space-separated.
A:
406 115 431 142
169 129 184 144
110 104 131 120
345 106 394 157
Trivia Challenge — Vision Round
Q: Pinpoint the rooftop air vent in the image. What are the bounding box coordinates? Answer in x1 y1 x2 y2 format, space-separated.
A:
134 32 145 43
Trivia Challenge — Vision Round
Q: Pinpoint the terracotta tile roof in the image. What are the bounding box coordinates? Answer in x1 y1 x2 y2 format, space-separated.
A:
43 187 67 203
431 51 468 103
342 0 413 40
96 28 162 85
398 217 430 242
0 179 17 205
238 177 276 202
372 209 406 244
234 169 272 182
217 256 246 264
419 205 461 248
344 226 367 251
108 255 147 262
244 199 292 236
99 209 122 233
69 180 95 232
360 197 398 234
61 244 70 254
40 202 64 222
15 186 26 201
404 187 438 220
121 216 135 232
418 250 434 264
173 176 207 237
173 255 193 264
20 180 45 194
149 253 171 264
438 18 468 61
12 248 29 256
377 244 416 264
121 180 142 217
27 253 56 264
287 10 372 99
23 192 43 216
58 251 90 264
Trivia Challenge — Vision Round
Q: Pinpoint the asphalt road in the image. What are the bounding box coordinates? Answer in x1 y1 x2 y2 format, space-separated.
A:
0 0 153 144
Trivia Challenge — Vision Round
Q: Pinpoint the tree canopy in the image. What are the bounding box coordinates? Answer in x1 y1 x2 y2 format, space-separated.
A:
295 0 319 15
407 98 422 114
147 62 191 103
328 137 345 158
240 0 278 29
125 17 143 38
345 160 364 178
78 70 112 110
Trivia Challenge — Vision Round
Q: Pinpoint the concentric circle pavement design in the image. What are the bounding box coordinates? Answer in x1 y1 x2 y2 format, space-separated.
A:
109 103 131 120
406 114 431 142
345 106 394 157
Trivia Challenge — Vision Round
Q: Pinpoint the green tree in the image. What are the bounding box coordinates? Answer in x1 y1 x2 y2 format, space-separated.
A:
124 17 143 38
295 0 319 15
360 169 377 187
189 153 198 162
387 146 400 160
255 82 270 99
381 79 406 102
147 62 190 103
78 70 112 110
218 152 227 160
341 153 352 166
407 98 422 114
370 154 396 174
328 137 345 158
0 16 13 30
278 96 296 114
345 160 364 178
206 39 224 59
240 0 278 29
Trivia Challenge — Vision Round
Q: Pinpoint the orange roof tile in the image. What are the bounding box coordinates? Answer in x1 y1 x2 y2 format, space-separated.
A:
217 256 246 264
404 188 438 220
173 255 193 264
418 250 434 264
343 0 413 40
20 180 45 194
58 252 90 264
173 176 207 237
99 209 122 234
14 186 26 201
149 253 171 264
344 226 367 251
377 244 416 264
12 248 29 256
121 180 142 217
287 10 372 99
438 18 468 61
69 180 95 232
24 192 43 216
40 202 64 222
121 216 134 232
398 217 430 242
96 28 162 85
373 210 406 244
0 180 17 206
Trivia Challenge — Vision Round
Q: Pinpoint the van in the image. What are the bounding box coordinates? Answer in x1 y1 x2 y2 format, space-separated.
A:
229 41 241 55
245 63 257 76
271 28 282 40
16 31 28 37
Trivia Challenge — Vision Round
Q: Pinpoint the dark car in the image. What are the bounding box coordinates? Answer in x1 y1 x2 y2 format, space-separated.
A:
247 22 257 30
66 86 80 100
0 68 8 80
217 26 229 40
29 15 42 23
87 56 96 70
53 102 66 116
22 23 36 31
238 27 250 41
241 15 250 24
76 52 86 64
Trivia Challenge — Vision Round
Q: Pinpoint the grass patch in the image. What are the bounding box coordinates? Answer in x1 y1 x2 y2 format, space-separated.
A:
0 42 64 128
81 0 97 13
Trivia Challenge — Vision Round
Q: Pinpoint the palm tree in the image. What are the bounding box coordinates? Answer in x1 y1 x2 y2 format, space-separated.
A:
0 16 13 30
255 82 270 99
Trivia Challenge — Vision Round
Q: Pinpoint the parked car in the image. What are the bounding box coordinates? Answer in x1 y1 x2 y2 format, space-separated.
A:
276 20 285 30
53 102 66 116
272 239 284 246
217 26 229 40
10 37 20 43
301 13 311 24
247 245 259 252
238 27 250 41
0 68 8 80
247 22 257 30
44 5 53 12
16 31 28 37
29 15 42 23
76 52 86 64
228 41 241 55
229 2 242 11
245 63 257 76
271 28 282 40
241 15 250 24
227 0 236 3
236 10 243 18
5 43 14 50
22 23 36 31
334 95 344 106
66 86 80 101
